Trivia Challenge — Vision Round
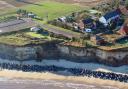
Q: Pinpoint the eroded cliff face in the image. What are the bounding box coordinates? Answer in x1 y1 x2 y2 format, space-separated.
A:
0 42 127 66
0 44 40 61
0 41 60 61
57 45 128 66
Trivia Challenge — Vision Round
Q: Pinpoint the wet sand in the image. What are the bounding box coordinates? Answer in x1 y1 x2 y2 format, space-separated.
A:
0 77 120 89
0 70 127 89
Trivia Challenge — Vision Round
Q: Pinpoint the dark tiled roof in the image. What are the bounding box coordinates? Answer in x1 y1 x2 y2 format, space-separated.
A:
104 9 121 20
82 18 93 24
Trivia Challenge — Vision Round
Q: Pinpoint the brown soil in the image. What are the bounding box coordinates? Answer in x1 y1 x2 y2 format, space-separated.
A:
2 0 42 7
0 0 15 9
2 0 111 7
51 0 110 7
64 42 85 47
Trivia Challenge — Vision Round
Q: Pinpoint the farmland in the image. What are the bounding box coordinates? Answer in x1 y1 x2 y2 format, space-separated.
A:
0 0 106 17
1 0 107 7
0 1 16 16
21 1 83 20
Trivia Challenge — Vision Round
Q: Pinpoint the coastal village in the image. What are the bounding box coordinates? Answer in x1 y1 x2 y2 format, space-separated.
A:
0 0 127 50
0 0 128 88
0 0 127 63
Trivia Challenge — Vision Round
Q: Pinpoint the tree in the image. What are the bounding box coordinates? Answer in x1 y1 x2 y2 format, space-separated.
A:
16 9 22 14
125 0 128 7
115 0 120 8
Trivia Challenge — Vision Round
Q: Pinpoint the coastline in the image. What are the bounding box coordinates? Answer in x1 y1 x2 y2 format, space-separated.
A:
0 69 127 89
0 59 128 75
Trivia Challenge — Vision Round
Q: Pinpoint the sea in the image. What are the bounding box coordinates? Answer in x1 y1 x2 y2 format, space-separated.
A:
0 77 119 89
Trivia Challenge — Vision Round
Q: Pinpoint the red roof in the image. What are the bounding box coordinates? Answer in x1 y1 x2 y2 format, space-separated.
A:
120 25 128 35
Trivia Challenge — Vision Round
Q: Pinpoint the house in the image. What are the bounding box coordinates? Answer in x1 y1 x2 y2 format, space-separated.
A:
82 18 93 25
58 17 66 23
91 35 106 45
99 9 121 26
82 18 94 28
28 13 36 18
30 27 41 32
119 24 128 35
118 18 128 35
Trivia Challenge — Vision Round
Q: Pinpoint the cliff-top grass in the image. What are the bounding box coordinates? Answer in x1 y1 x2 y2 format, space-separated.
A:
0 31 51 46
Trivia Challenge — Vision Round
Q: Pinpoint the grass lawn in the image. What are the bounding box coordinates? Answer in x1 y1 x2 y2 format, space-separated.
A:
0 34 30 46
22 1 83 20
0 31 51 46
25 32 51 39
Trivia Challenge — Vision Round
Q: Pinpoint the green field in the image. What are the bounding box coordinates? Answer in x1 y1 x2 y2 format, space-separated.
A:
25 32 51 39
22 1 83 20
0 34 30 46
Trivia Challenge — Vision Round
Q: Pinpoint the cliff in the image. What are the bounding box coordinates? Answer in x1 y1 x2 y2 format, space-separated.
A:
0 41 60 61
0 41 127 66
57 44 128 66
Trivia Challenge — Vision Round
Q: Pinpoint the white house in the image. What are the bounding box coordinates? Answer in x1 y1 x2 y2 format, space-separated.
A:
30 27 41 32
99 9 121 26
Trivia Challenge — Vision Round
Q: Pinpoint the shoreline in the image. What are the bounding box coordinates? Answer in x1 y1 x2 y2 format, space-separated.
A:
0 69 128 89
0 59 128 75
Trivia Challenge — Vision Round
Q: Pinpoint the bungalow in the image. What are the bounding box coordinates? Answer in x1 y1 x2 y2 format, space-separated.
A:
28 13 36 18
99 9 121 26
91 35 106 45
58 17 66 23
119 24 128 35
118 18 128 35
30 27 41 32
82 18 94 28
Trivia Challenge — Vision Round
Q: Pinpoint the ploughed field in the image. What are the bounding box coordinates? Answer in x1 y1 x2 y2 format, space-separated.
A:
2 0 109 7
1 0 41 7
0 0 16 15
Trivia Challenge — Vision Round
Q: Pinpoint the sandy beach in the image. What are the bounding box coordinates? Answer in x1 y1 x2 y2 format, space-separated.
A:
0 69 127 89
0 59 127 89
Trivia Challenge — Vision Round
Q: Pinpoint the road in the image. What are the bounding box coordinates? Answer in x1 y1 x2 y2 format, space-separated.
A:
0 18 81 38
40 24 81 39
0 19 35 34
